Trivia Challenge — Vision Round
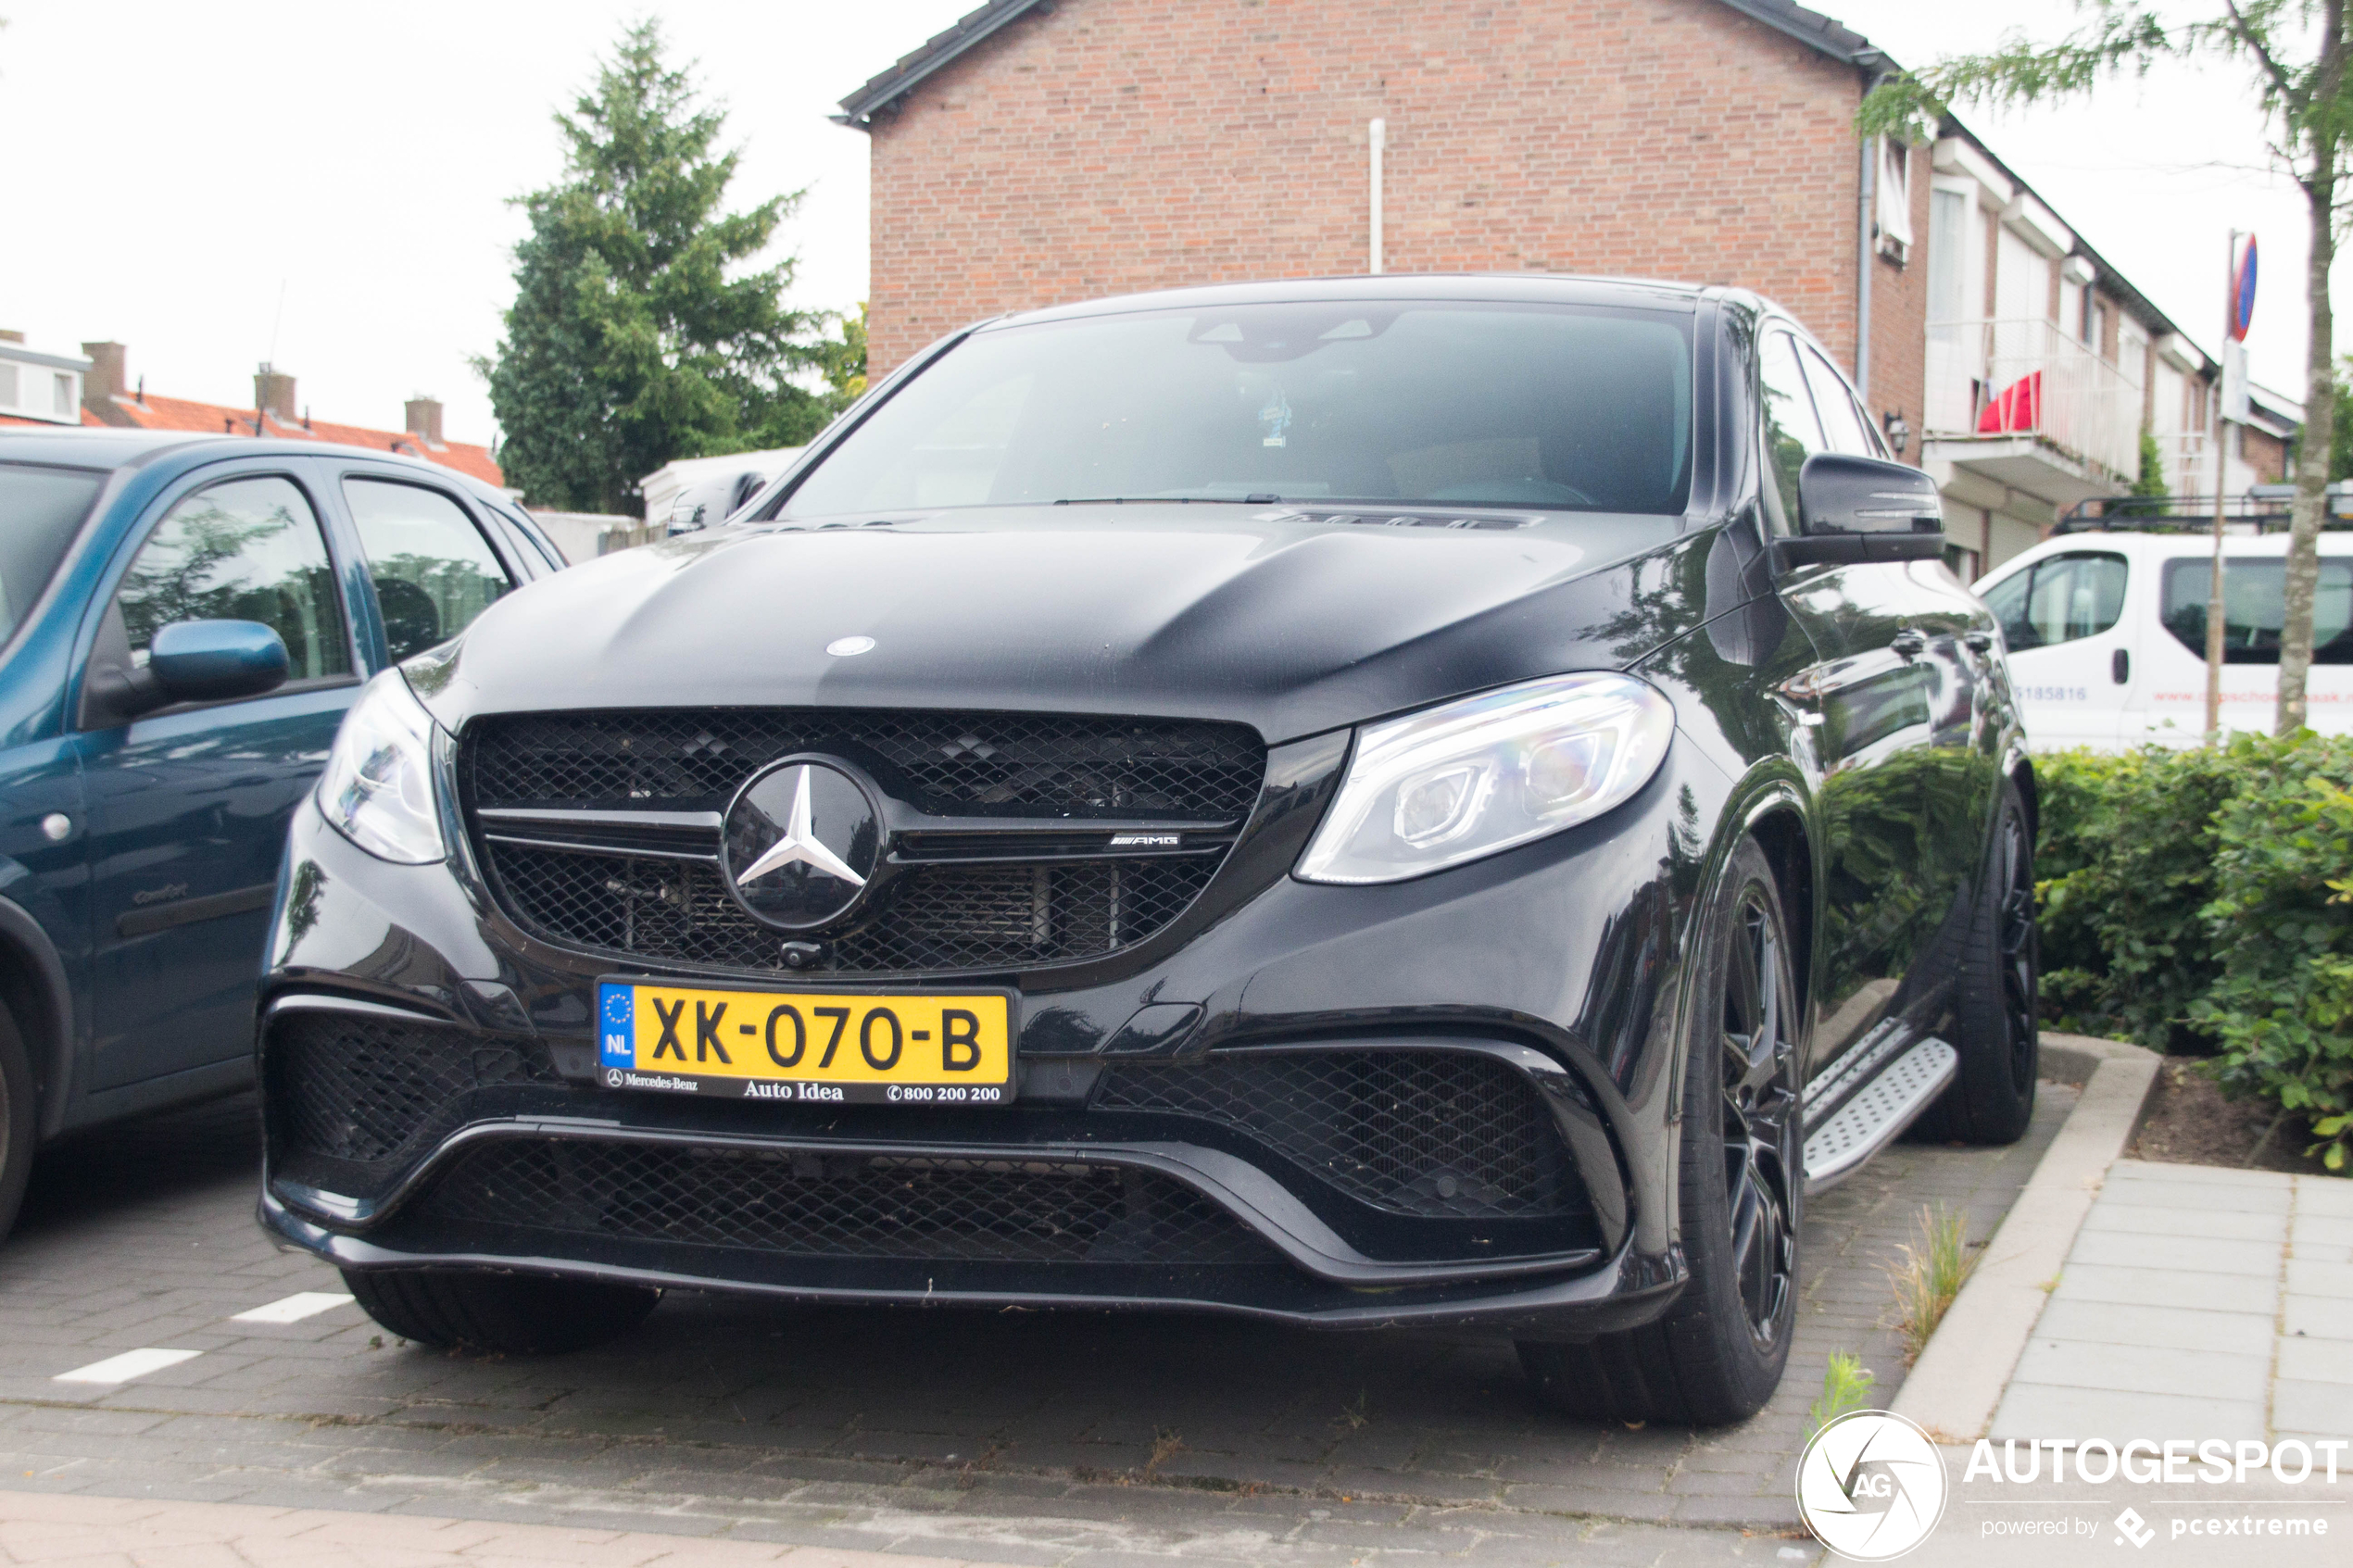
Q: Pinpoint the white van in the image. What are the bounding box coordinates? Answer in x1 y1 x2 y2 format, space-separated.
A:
1972 528 2353 749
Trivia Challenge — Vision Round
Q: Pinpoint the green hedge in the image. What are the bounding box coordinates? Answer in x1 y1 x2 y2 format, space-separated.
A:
2038 734 2353 1170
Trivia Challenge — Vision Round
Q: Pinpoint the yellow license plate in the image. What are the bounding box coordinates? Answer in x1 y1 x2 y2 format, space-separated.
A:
597 980 1014 1105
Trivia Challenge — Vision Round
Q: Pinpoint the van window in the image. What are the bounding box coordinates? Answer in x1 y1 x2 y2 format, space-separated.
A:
2161 558 2353 664
1983 552 2127 651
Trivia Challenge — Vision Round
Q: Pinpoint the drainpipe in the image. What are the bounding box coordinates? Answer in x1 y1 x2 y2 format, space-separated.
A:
1369 118 1387 275
1856 62 1889 402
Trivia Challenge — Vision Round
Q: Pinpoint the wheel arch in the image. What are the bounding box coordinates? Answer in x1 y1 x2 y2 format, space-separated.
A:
0 895 72 1140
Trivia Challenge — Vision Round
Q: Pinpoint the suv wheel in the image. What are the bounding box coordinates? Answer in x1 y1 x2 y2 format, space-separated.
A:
343 1268 660 1354
1914 778 2038 1146
1518 837 1800 1425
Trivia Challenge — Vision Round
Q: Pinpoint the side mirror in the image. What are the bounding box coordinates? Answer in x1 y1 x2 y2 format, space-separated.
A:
92 620 291 721
1777 453 1947 570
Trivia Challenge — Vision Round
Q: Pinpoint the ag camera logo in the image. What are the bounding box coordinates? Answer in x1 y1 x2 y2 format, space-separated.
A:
1796 1410 1949 1561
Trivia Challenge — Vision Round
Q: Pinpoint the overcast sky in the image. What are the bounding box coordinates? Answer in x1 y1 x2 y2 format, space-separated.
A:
0 1 2318 451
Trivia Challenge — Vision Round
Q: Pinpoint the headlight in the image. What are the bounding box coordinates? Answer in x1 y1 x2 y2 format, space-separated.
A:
1295 672 1674 884
317 669 447 864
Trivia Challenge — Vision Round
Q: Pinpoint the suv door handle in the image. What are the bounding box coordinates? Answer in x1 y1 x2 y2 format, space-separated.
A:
1891 630 1928 659
1963 630 1994 654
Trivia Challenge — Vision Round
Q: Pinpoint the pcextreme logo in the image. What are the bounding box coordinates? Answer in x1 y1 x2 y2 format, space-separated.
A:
1796 1410 1950 1562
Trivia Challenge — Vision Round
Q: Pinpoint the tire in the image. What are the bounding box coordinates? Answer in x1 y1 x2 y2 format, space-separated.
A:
1518 837 1801 1425
343 1267 660 1354
0 1005 37 1244
1913 779 2038 1146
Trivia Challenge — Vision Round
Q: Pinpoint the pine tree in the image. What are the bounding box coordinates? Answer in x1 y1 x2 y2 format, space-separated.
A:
482 21 841 515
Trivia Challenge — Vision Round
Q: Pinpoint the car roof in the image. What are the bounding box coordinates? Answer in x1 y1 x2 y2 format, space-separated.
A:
0 426 512 507
987 271 1715 333
1978 528 2353 584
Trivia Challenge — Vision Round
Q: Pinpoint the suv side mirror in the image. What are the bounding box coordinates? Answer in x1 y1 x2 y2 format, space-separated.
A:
90 620 291 721
1776 453 1947 570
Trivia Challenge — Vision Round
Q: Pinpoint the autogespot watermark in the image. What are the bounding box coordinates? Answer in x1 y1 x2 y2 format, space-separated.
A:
1796 1416 2348 1561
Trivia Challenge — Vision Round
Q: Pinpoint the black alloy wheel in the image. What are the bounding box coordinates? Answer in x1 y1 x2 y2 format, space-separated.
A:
0 1006 36 1246
1917 778 2038 1146
1519 837 1802 1424
1718 879 1801 1352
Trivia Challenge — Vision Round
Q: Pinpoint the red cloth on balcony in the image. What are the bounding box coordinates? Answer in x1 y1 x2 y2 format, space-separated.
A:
1977 371 2042 434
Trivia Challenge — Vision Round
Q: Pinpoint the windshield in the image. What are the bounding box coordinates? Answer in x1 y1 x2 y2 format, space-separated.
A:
784 301 1694 519
0 461 105 646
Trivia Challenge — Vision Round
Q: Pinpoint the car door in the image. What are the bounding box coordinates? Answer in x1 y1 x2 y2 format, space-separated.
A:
74 468 364 1092
1762 330 1989 1080
331 471 521 666
1978 549 2135 748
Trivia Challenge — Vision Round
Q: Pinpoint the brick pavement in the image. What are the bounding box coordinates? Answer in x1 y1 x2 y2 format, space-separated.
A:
0 1085 2075 1565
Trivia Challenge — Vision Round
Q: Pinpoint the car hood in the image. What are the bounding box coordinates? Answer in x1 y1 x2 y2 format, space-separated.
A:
415 506 1712 744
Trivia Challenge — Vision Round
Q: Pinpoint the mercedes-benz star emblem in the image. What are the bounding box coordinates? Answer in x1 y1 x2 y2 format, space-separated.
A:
721 759 883 931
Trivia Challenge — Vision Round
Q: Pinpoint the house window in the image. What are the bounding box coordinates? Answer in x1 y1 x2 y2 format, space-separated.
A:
1876 140 1913 262
53 372 75 418
1928 190 1969 320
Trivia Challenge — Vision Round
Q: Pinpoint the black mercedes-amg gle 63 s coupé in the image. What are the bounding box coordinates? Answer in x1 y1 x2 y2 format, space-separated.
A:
258 274 2037 1425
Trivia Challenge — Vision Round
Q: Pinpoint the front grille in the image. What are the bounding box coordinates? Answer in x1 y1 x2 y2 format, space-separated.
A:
270 1012 561 1167
462 709 1263 978
465 709 1264 820
1094 1051 1578 1218
487 845 1219 974
421 1139 1278 1265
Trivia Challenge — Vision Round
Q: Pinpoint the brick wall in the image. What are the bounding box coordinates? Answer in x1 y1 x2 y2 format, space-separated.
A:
1865 142 1929 457
865 0 1885 382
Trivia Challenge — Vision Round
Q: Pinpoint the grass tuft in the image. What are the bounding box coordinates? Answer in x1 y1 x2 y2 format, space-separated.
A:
1806 1352 1875 1441
1887 1202 1980 1362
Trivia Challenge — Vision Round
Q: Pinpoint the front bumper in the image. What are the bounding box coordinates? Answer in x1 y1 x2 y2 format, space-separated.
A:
260 733 1718 1333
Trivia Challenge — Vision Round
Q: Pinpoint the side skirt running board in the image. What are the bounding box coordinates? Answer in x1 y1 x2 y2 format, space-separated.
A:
1802 1036 1958 1196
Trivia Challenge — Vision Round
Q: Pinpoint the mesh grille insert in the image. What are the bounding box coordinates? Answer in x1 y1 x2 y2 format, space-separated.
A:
1094 1051 1576 1218
271 1012 560 1167
484 845 1219 975
465 709 1264 820
421 1140 1278 1265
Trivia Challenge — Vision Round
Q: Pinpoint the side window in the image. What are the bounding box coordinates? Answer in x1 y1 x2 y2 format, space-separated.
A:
1981 567 2035 650
1799 345 1879 456
343 479 516 662
116 475 350 682
2162 557 2353 664
2007 553 2127 651
1758 332 1825 530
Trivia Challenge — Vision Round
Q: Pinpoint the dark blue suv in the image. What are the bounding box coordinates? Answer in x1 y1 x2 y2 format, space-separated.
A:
0 429 560 1238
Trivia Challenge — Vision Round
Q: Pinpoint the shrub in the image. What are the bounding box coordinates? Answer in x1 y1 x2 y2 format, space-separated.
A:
2190 740 2353 1170
2033 741 2246 1047
2035 732 2353 1170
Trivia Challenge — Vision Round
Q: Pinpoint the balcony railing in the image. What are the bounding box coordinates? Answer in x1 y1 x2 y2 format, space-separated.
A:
1925 318 2142 483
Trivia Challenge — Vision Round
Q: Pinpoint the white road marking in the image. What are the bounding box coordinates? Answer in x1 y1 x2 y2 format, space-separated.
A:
230 1291 355 1324
54 1348 202 1385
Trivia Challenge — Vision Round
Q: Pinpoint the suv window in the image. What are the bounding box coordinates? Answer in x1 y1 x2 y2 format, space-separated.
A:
1799 345 1879 456
1982 552 2128 651
2161 557 2353 664
116 475 350 680
343 479 515 661
1758 332 1824 527
0 461 104 646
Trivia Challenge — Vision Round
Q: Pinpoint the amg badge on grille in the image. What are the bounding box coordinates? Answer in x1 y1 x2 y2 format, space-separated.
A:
722 759 885 931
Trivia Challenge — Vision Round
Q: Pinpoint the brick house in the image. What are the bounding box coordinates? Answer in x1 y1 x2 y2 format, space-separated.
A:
838 0 2289 573
0 332 500 489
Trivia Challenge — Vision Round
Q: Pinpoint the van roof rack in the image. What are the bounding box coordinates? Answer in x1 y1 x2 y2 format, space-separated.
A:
2056 489 2353 535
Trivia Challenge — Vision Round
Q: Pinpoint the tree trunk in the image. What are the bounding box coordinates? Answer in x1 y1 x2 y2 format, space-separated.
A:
2279 9 2345 734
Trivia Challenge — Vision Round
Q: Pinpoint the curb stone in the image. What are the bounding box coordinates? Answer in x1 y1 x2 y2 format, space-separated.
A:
1889 1033 2162 1443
